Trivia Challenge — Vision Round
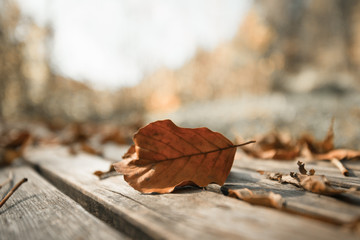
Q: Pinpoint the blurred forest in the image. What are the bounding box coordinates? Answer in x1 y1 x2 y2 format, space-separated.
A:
1 0 360 125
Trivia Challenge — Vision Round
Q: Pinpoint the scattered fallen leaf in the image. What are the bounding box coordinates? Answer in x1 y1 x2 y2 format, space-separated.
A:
299 118 334 154
258 170 300 186
259 161 347 196
240 119 360 176
297 160 315 175
0 129 32 166
101 130 126 145
113 119 254 193
313 149 360 161
293 173 345 195
239 132 299 160
221 186 284 209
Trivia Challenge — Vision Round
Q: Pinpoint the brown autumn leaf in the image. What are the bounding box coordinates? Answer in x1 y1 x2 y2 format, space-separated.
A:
113 119 254 193
221 186 284 209
299 118 334 154
238 132 300 160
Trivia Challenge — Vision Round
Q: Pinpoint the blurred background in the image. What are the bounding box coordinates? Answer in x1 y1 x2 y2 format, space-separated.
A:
1 0 360 147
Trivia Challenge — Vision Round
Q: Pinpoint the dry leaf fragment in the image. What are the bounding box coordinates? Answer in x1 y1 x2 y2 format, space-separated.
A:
221 186 284 209
300 118 334 154
297 161 315 176
297 161 308 175
239 132 300 160
314 149 360 161
113 119 254 193
259 162 346 196
258 170 300 186
293 173 345 195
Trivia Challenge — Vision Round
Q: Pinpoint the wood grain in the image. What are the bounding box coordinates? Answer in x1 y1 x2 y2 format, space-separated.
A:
0 166 126 240
24 146 360 240
234 152 360 188
223 167 360 223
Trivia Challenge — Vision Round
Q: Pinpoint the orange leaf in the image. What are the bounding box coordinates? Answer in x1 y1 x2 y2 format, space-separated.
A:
113 120 254 193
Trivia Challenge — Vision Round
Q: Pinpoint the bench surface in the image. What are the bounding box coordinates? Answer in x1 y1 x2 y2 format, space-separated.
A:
1 145 359 239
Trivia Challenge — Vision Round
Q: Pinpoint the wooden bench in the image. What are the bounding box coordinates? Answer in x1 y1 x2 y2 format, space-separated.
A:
1 145 360 239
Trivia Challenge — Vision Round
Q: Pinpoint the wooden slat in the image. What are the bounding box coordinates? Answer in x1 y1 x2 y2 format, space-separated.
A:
0 166 126 240
24 146 360 240
223 167 360 223
234 152 360 188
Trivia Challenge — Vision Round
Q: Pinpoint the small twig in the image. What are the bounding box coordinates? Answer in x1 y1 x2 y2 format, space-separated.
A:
0 171 13 189
0 178 28 208
331 158 349 176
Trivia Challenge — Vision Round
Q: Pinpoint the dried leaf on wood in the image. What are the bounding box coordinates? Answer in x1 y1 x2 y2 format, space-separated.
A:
259 161 346 196
258 170 300 186
297 160 314 175
299 118 334 154
101 130 126 145
238 132 299 160
113 119 254 193
293 173 345 195
221 186 284 209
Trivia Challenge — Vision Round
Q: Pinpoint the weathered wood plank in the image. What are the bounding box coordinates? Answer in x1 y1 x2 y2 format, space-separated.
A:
0 166 126 240
223 167 360 223
234 152 360 188
24 146 360 240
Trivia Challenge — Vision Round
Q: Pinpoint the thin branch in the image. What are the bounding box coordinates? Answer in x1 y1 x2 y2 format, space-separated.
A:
0 171 13 189
0 178 28 208
331 158 349 176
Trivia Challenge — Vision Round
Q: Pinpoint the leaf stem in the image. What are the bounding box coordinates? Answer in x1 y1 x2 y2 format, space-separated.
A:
165 140 256 161
0 178 28 208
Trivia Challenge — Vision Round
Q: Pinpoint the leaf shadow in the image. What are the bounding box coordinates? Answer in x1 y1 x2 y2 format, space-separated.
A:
171 186 205 194
0 194 36 215
341 161 357 177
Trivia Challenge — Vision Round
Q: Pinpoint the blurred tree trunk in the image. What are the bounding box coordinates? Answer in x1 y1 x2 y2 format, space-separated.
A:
257 0 360 73
0 0 27 121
